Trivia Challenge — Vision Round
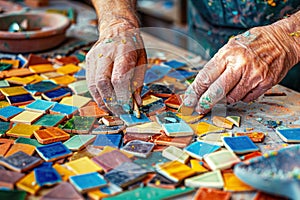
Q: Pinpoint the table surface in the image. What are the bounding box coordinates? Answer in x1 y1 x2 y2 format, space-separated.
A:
4 1 300 199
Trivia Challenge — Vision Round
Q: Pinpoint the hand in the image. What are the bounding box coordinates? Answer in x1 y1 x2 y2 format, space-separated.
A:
86 5 147 115
183 19 300 114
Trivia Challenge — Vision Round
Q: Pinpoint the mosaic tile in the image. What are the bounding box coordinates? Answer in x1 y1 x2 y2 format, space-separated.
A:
53 164 76 181
162 146 189 164
29 64 55 73
154 134 192 148
212 116 234 129
184 141 221 160
70 172 107 193
10 110 43 124
0 169 25 189
121 140 155 158
0 105 24 121
33 114 66 127
275 128 300 143
34 166 62 186
40 182 84 200
36 142 73 162
34 127 70 144
6 93 35 106
24 80 60 96
190 122 225 136
49 103 78 117
223 171 254 192
5 143 36 157
193 187 231 200
226 116 241 127
6 123 41 138
42 87 72 101
60 95 91 108
92 134 123 149
223 136 259 154
16 171 41 195
25 99 56 113
204 150 240 170
184 170 224 188
65 157 103 174
63 134 96 151
87 183 122 200
120 113 150 127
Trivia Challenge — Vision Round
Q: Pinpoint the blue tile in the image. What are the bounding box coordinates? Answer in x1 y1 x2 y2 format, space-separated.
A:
74 69 86 79
223 136 259 154
163 60 186 69
0 121 10 135
144 65 171 84
36 142 72 161
50 103 78 116
167 70 196 81
120 113 150 126
24 80 59 95
276 128 300 143
162 121 194 137
42 87 72 100
70 172 107 192
0 105 24 121
93 134 123 149
6 94 35 106
25 99 56 112
184 141 221 159
34 166 61 186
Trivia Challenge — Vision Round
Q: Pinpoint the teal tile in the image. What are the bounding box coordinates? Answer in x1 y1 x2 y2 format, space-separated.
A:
34 114 65 127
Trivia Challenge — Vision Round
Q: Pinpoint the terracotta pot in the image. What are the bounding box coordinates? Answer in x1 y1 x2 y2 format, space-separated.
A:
0 12 71 53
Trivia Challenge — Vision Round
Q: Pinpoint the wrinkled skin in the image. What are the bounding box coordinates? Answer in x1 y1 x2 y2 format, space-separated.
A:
86 11 147 115
184 19 300 114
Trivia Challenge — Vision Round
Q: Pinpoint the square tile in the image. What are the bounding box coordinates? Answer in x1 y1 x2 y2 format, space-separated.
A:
121 140 155 158
16 171 41 195
234 132 265 143
0 142 11 157
5 143 36 157
0 105 24 121
33 114 66 127
140 99 166 116
190 122 225 136
50 75 76 85
154 134 193 148
15 137 43 147
68 80 89 95
0 80 10 88
0 86 28 96
0 151 42 172
149 84 173 98
197 132 232 146
147 173 179 189
104 162 149 188
184 170 224 188
101 116 124 126
34 166 62 186
49 103 78 117
222 136 259 154
125 121 162 135
73 69 86 79
120 113 151 126
60 116 96 134
6 93 35 106
65 157 103 174
212 116 234 129
92 150 132 172
184 141 221 160
204 150 240 170
29 64 55 73
6 123 41 138
57 63 81 75
92 125 125 134
87 183 122 200
92 134 123 149
60 95 91 108
63 135 96 151
10 110 43 124
70 172 107 193
42 87 72 101
53 164 76 181
79 103 109 118
36 142 73 162
163 60 186 69
34 127 70 144
156 160 196 183
25 99 56 113
162 146 189 164
6 76 36 85
40 182 83 200
54 56 80 65
223 171 254 192
162 121 194 137
0 169 25 189
5 68 33 78
275 128 300 143
40 72 64 79
24 80 60 96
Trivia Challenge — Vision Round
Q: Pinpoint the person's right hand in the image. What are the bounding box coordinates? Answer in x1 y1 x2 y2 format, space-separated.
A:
86 1 147 115
183 13 300 115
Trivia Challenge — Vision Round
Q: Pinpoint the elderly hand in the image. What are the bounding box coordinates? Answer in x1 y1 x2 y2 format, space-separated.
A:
183 13 300 114
86 0 147 115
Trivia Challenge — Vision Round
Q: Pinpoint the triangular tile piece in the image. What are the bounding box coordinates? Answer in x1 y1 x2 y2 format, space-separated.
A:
223 171 254 192
185 170 224 188
190 159 208 173
204 150 240 170
212 116 234 129
226 116 241 127
40 182 84 200
162 146 189 164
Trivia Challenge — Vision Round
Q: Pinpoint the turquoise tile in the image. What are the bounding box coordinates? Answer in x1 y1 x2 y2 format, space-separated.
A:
0 105 24 121
223 136 259 154
70 172 107 193
184 141 221 160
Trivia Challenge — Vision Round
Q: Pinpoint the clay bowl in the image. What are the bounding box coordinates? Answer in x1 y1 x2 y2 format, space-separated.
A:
0 12 71 53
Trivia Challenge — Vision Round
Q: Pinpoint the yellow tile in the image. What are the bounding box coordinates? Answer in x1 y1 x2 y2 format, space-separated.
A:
99 146 134 159
212 116 234 129
177 114 204 123
0 59 19 68
6 123 41 138
16 171 40 195
0 86 28 96
190 122 225 137
5 143 36 157
223 171 254 192
10 110 43 124
24 74 44 84
156 160 196 182
142 95 162 106
60 95 91 108
65 156 103 174
0 101 10 108
50 75 76 85
29 64 55 73
6 76 36 85
53 163 76 181
57 63 81 75
88 189 109 200
190 159 208 173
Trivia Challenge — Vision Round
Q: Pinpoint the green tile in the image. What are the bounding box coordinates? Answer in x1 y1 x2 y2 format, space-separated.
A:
34 114 65 127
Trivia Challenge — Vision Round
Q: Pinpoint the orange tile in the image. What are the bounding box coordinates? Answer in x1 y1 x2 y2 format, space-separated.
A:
222 171 254 192
34 127 70 144
5 143 36 157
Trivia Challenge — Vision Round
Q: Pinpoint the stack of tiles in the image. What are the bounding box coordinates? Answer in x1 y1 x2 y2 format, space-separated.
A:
0 48 292 200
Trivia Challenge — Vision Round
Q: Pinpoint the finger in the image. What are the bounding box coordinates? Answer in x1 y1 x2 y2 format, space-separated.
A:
183 55 227 108
132 49 147 106
241 80 272 103
112 49 138 110
86 50 103 105
195 66 242 114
